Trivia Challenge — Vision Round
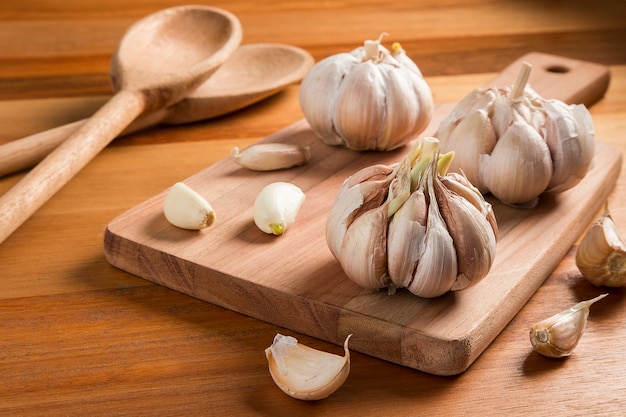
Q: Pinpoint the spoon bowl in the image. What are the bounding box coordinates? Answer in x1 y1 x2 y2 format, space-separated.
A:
0 5 243 244
111 5 242 109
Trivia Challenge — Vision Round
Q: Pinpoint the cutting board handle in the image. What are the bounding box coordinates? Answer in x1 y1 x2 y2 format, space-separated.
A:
487 52 610 107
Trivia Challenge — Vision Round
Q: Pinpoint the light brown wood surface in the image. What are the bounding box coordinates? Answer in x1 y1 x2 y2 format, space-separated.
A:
104 53 620 376
1 0 626 415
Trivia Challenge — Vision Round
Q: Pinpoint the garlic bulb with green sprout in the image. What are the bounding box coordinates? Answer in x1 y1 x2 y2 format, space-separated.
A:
299 34 433 151
435 62 595 207
326 137 497 298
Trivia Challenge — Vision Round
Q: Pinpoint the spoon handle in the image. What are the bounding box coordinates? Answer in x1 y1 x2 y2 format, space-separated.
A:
0 89 146 244
0 107 168 178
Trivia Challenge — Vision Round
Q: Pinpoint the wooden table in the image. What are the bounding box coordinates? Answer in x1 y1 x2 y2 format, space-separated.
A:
1 1 625 415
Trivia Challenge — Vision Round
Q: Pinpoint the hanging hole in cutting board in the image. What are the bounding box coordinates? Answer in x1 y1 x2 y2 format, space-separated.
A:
544 64 570 74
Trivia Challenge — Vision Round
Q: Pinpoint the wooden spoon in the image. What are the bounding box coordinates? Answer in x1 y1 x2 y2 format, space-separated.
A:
0 43 314 177
0 5 242 244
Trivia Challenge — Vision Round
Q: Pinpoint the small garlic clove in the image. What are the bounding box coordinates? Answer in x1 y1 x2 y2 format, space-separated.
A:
231 143 311 171
529 293 607 358
576 209 626 287
253 182 305 235
163 182 215 230
265 333 352 401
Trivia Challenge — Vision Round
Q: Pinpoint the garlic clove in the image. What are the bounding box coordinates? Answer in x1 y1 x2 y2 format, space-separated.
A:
529 294 607 358
576 209 626 287
544 101 596 193
387 189 427 289
326 164 395 261
441 172 498 236
405 162 458 297
231 143 311 171
434 172 497 291
163 182 215 230
254 182 305 235
337 203 391 289
479 121 552 206
441 109 497 192
265 333 352 401
299 53 361 147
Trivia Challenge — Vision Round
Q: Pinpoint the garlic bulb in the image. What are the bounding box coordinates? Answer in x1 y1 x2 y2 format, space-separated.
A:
529 293 607 358
576 207 626 287
435 62 595 206
231 143 311 171
299 35 433 151
326 137 497 298
265 333 352 401
163 182 215 230
254 182 305 235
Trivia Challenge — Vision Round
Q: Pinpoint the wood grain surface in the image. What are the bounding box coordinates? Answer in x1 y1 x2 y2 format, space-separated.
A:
1 0 626 415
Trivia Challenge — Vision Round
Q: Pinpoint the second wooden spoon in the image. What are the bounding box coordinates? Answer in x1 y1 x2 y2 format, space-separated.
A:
0 43 314 177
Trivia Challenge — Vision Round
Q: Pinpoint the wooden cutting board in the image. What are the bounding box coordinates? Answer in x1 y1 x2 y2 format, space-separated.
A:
104 53 621 376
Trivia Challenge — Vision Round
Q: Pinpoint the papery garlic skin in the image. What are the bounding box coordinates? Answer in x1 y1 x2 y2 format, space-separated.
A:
163 182 215 230
265 333 352 401
254 182 305 235
436 62 595 206
529 294 607 358
299 37 433 151
576 208 626 287
326 138 497 298
231 143 311 171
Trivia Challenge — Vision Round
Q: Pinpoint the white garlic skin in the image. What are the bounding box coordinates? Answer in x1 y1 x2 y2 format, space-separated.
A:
436 66 595 206
576 209 626 287
254 182 305 235
265 333 352 401
299 40 433 151
529 294 607 358
163 182 215 230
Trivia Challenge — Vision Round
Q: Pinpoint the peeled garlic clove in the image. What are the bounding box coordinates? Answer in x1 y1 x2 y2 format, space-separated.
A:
163 182 215 230
254 182 305 235
576 209 626 287
529 294 607 358
231 143 311 171
265 333 352 401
